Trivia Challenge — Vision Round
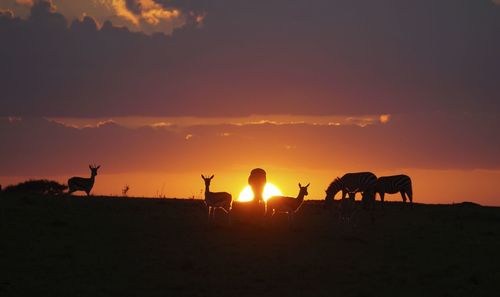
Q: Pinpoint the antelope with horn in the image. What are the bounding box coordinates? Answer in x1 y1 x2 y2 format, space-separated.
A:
68 165 100 196
201 174 232 222
266 183 309 225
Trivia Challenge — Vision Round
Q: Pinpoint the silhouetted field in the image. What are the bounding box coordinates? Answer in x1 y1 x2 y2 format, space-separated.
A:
1 194 499 297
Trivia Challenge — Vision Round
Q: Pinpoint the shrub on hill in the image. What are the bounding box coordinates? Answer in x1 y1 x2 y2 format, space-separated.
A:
3 179 68 196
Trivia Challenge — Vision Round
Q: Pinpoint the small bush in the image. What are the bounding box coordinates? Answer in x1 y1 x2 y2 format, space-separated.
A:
3 179 68 196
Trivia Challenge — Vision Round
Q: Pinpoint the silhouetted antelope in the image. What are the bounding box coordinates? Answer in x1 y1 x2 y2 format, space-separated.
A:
68 165 100 196
266 183 309 225
201 174 232 222
375 175 413 206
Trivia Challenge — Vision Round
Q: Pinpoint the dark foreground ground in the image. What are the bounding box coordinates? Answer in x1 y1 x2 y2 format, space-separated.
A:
1 194 499 297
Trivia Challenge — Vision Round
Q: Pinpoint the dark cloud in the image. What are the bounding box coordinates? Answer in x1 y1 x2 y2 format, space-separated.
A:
0 0 499 117
158 0 210 14
125 0 142 15
69 15 98 33
0 9 14 18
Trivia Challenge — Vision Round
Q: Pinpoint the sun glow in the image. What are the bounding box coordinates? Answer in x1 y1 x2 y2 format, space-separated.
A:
238 183 283 202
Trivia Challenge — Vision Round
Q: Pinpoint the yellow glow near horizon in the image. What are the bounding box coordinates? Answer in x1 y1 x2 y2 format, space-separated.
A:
238 183 283 202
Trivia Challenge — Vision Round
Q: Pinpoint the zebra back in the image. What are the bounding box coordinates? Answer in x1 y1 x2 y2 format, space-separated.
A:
375 175 412 194
340 172 377 193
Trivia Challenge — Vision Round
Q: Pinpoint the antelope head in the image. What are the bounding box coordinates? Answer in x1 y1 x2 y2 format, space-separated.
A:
201 174 214 187
299 182 310 197
89 164 101 177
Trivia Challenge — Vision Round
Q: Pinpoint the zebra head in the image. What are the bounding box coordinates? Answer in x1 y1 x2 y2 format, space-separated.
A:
325 177 343 205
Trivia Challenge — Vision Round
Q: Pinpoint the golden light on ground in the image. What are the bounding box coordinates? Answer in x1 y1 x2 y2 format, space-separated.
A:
238 183 283 202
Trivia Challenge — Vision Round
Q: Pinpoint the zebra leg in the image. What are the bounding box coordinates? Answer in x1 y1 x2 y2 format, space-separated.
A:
380 192 385 205
407 189 413 206
400 191 407 203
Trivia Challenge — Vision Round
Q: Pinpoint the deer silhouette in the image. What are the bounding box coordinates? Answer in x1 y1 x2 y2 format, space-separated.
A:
266 183 309 225
68 165 100 196
201 174 232 222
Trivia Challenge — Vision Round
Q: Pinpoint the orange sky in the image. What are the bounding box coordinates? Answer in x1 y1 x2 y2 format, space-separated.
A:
2 168 500 206
76 168 500 206
1 1 499 206
1 114 499 205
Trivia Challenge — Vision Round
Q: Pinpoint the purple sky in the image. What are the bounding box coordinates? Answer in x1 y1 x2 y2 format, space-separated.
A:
1 1 499 204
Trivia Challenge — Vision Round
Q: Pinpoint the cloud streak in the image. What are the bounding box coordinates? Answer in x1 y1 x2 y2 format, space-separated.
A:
48 114 391 129
1 113 499 174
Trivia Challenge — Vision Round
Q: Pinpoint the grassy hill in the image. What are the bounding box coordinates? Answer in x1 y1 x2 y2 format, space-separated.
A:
1 194 499 297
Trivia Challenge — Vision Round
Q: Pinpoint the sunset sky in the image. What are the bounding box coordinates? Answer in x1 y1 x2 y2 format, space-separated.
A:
1 0 499 205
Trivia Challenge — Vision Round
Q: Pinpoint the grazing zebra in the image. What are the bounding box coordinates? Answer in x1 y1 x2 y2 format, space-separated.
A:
375 175 413 205
266 183 309 225
68 165 100 196
324 172 377 207
201 174 232 222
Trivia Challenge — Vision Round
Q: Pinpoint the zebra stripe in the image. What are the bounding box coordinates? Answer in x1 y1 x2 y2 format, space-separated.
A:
375 175 413 204
325 172 377 201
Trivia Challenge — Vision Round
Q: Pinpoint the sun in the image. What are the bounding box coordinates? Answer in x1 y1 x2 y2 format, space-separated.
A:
238 183 283 202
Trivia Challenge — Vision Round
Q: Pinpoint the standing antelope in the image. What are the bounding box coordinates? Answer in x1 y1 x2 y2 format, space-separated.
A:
201 175 232 222
324 172 377 208
68 165 100 196
375 175 413 206
266 183 309 224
